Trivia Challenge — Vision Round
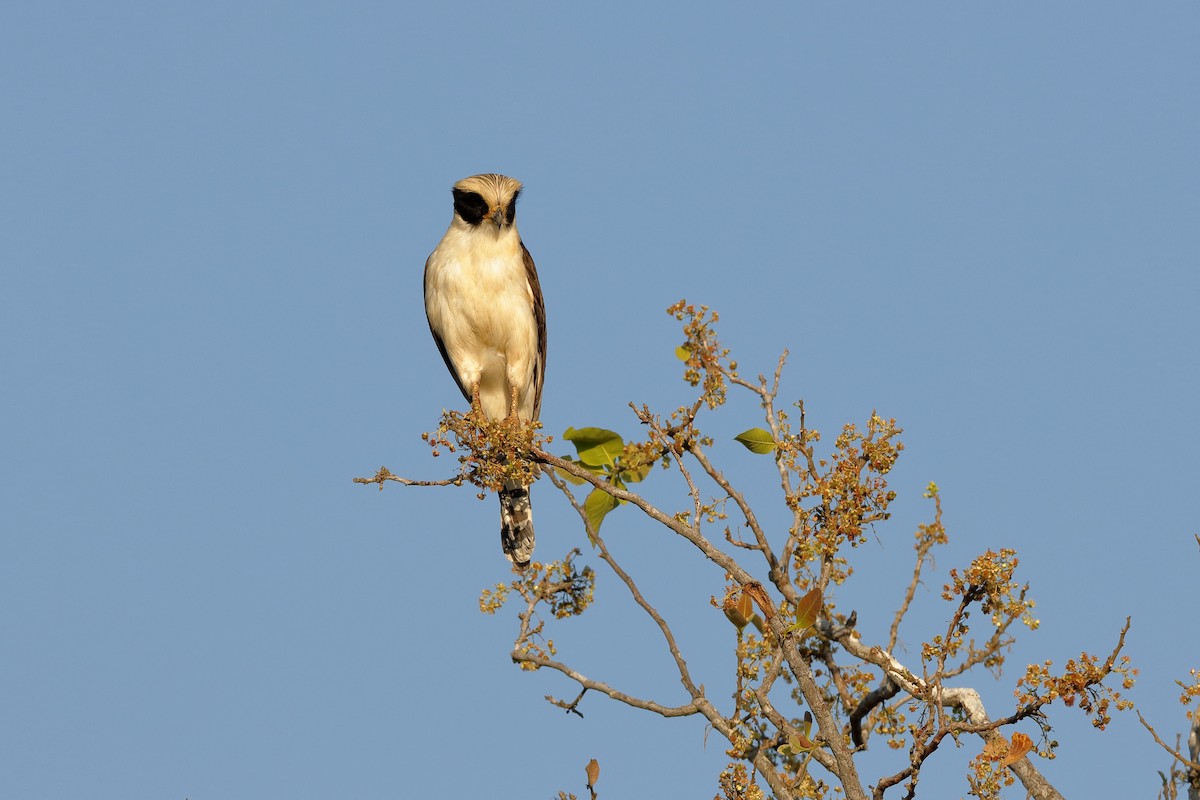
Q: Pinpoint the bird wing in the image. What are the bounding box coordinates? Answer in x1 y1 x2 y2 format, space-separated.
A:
522 241 547 420
424 253 471 403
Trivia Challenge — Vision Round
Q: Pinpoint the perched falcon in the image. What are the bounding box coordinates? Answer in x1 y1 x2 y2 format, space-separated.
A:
424 173 547 567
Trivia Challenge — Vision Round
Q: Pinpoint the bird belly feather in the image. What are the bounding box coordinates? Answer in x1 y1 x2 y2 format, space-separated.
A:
426 242 538 421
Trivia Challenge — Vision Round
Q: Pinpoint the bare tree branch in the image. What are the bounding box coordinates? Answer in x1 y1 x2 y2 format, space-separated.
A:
690 444 782 588
1140 711 1200 772
353 465 463 489
887 491 942 653
542 468 705 702
514 652 701 717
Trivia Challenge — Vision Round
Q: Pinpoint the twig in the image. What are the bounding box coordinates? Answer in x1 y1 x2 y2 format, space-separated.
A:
547 687 589 718
352 465 464 489
690 446 782 586
514 652 701 717
542 469 705 702
887 492 943 652
1140 712 1200 772
539 443 870 799
535 449 747 579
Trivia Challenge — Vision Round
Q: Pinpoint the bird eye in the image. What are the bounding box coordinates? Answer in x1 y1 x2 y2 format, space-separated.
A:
505 197 518 224
452 190 489 225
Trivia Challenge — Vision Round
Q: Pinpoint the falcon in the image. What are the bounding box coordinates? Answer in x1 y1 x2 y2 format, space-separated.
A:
424 173 546 567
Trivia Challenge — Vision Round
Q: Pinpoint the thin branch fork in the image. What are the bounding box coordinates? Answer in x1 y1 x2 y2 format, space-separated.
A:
542 449 853 799
1139 711 1200 772
540 469 835 800
534 449 749 581
353 465 464 489
515 652 701 718
538 470 803 795
548 687 589 717
689 445 782 586
542 469 705 702
506 563 699 719
538 447 872 800
887 492 943 653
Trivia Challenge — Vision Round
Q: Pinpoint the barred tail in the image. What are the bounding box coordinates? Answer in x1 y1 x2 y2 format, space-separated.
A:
499 479 535 567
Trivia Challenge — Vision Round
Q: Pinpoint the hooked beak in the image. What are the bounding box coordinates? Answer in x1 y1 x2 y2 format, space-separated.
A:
489 207 506 228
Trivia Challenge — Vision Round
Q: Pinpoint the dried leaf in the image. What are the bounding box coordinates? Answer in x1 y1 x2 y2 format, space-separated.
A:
787 587 823 632
729 592 748 623
1000 732 1034 766
723 591 754 630
585 758 600 787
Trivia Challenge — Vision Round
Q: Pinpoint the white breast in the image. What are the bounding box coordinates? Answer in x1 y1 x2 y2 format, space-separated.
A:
425 225 538 421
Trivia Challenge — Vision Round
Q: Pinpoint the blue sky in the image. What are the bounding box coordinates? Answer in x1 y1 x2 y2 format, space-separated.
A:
2 3 1197 798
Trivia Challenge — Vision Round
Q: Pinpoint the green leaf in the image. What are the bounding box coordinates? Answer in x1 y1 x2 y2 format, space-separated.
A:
734 427 776 454
609 475 631 506
674 344 691 361
788 731 814 753
563 427 625 468
554 463 590 485
584 487 620 533
618 462 652 485
779 729 814 756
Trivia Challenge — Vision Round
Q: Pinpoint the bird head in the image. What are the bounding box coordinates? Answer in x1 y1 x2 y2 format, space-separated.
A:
451 173 523 232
